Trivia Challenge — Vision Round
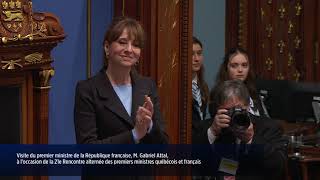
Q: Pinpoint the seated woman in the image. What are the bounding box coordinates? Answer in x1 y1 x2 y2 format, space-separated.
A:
209 47 269 118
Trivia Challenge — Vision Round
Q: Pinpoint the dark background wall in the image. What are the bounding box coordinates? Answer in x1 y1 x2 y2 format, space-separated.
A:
32 0 114 179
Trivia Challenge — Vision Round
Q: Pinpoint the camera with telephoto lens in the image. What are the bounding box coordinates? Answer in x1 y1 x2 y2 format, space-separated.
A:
226 107 251 131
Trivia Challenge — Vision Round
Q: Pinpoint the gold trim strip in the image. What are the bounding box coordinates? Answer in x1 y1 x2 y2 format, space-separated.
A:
34 86 52 90
87 0 92 78
122 0 125 16
238 0 247 49
315 41 319 64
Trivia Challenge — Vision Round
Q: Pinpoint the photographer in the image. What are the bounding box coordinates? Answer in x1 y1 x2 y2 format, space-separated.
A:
195 80 287 180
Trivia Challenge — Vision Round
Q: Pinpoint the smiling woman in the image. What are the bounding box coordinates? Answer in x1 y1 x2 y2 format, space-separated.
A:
74 17 168 180
74 16 168 145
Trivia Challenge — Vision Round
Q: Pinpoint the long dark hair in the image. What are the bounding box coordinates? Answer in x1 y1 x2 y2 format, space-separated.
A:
209 47 258 115
193 36 209 112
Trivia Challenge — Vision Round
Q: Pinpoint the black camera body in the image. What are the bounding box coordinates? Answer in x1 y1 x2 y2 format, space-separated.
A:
226 107 251 130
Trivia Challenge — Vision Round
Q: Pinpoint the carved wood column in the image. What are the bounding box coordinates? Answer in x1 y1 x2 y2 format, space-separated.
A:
115 1 193 179
114 0 193 146
33 69 54 144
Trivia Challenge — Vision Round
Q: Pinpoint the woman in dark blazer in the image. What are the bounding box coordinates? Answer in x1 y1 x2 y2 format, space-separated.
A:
74 17 168 145
74 16 168 180
74 69 168 145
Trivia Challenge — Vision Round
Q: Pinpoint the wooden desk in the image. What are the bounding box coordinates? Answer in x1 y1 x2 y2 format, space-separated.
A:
288 146 320 180
299 156 320 180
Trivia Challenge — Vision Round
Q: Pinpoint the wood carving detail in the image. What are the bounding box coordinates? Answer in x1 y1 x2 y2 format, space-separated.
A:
0 0 31 35
253 0 307 81
0 0 64 44
32 12 64 37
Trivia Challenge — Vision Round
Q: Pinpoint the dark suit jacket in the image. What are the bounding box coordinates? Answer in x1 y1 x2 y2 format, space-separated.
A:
74 69 168 144
192 98 209 143
74 69 168 180
194 115 288 180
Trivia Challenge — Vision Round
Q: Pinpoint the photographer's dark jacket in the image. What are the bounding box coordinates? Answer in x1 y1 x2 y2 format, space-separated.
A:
194 115 288 180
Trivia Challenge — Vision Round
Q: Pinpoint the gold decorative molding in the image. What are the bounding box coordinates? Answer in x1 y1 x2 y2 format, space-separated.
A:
1 1 8 9
1 59 22 69
295 2 302 16
260 8 265 21
31 21 48 38
0 0 32 35
288 53 294 66
1 2 64 44
265 57 273 71
288 20 293 34
277 40 285 53
34 69 55 89
293 70 300 82
278 4 286 19
238 0 248 48
315 41 319 64
277 73 285 80
122 0 125 16
266 24 272 38
2 10 23 22
1 34 33 43
294 36 301 49
24 52 43 64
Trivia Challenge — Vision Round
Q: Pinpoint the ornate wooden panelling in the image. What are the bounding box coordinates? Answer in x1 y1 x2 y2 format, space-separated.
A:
0 0 65 179
226 0 320 82
256 0 305 81
114 0 193 146
115 1 193 179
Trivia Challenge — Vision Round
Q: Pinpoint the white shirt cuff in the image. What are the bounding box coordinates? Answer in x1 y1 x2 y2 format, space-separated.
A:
131 129 140 144
147 120 153 133
207 128 217 144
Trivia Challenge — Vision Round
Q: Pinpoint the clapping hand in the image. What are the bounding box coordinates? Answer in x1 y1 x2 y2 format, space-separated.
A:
134 95 153 140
